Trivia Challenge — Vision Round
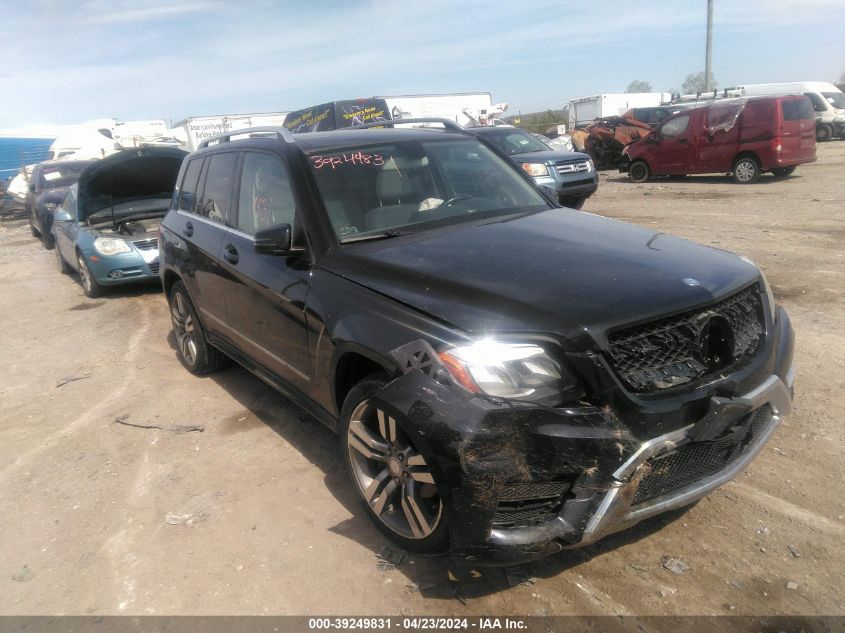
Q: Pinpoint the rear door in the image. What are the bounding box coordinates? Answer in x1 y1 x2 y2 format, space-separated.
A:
698 103 743 173
168 152 237 332
796 98 817 158
780 98 802 157
218 150 312 388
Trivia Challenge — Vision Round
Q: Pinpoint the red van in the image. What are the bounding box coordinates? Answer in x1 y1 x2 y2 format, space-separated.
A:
622 96 816 184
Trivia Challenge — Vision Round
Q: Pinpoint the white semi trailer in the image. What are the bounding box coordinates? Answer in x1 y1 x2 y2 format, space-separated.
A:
568 93 672 126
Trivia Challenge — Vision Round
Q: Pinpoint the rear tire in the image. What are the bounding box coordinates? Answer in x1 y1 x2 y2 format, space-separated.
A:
771 166 797 178
732 156 760 184
168 281 228 375
629 160 650 183
341 375 450 555
816 124 833 142
29 216 40 237
41 230 55 250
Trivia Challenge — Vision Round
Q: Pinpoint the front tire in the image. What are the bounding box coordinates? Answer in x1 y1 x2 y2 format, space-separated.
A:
341 375 449 555
733 156 760 184
77 253 103 298
816 124 833 142
41 230 55 250
168 281 228 375
629 160 650 183
560 196 586 210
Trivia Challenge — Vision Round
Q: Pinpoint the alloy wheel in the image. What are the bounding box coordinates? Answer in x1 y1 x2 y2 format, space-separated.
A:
346 401 442 540
171 292 198 366
734 160 756 183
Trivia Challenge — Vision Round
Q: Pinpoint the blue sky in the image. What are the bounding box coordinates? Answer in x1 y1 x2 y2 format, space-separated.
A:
1 0 844 134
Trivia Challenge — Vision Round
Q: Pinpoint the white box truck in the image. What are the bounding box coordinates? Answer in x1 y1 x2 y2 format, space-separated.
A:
732 82 845 141
172 112 289 151
568 93 672 127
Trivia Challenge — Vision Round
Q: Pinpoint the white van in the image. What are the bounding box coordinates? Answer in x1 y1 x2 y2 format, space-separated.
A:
734 82 845 141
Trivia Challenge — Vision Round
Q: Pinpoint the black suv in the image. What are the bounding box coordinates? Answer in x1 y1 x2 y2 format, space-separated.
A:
159 122 794 565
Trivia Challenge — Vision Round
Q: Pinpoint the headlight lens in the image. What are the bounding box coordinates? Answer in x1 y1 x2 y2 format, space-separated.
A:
521 162 551 177
439 340 575 404
44 202 58 211
94 237 132 256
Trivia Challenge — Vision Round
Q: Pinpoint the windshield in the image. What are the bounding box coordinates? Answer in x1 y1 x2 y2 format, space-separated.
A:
822 92 845 109
479 129 550 155
39 162 92 189
307 138 549 241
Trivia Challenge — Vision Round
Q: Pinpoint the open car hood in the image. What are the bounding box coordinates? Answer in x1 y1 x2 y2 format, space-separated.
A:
76 147 187 221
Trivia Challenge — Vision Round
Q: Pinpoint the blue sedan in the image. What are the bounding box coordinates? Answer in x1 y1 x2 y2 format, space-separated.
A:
51 148 186 297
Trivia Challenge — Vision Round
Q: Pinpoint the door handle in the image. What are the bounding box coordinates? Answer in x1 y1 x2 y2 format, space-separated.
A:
224 243 239 265
183 221 194 237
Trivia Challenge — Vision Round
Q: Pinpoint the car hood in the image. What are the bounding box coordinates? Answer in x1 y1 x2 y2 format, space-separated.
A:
77 147 187 221
510 150 590 163
319 209 759 347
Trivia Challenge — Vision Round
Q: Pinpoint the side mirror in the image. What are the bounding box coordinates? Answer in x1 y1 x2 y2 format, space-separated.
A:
54 209 73 223
254 223 294 255
647 134 660 144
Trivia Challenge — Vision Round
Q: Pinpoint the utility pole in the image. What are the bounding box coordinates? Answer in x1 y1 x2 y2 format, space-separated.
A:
704 0 714 92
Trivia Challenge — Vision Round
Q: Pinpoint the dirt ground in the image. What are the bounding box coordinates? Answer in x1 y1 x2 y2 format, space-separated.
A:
1 144 843 618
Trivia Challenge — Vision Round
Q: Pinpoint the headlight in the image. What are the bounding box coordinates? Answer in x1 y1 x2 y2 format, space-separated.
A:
739 255 776 319
94 237 132 256
43 202 58 211
438 340 578 405
521 163 551 177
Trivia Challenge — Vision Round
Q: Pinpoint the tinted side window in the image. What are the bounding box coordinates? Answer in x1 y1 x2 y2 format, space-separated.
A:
198 152 238 223
236 152 297 235
661 114 690 138
178 157 204 213
782 100 799 121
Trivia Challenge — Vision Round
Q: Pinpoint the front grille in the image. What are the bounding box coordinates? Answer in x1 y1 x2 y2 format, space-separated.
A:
632 405 772 505
605 284 765 393
133 238 158 251
556 160 591 175
493 481 571 528
147 262 160 275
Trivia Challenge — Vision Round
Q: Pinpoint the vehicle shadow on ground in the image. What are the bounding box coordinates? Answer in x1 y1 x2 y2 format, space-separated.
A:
602 173 795 186
170 346 692 602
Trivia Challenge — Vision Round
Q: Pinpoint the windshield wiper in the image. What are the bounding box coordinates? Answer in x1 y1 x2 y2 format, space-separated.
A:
341 229 409 244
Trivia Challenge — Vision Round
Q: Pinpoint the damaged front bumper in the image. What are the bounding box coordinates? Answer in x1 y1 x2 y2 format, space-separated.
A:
371 313 795 565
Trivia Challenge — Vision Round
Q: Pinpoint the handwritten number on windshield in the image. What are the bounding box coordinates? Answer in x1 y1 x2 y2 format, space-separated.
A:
311 153 385 170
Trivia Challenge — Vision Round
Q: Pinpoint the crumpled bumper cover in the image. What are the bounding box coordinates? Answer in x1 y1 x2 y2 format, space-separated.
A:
371 312 795 565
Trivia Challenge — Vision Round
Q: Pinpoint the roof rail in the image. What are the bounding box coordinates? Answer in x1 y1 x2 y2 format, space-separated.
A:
347 117 467 133
198 126 294 149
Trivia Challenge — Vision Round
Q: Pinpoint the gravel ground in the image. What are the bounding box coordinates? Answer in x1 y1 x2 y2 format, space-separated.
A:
0 143 843 617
